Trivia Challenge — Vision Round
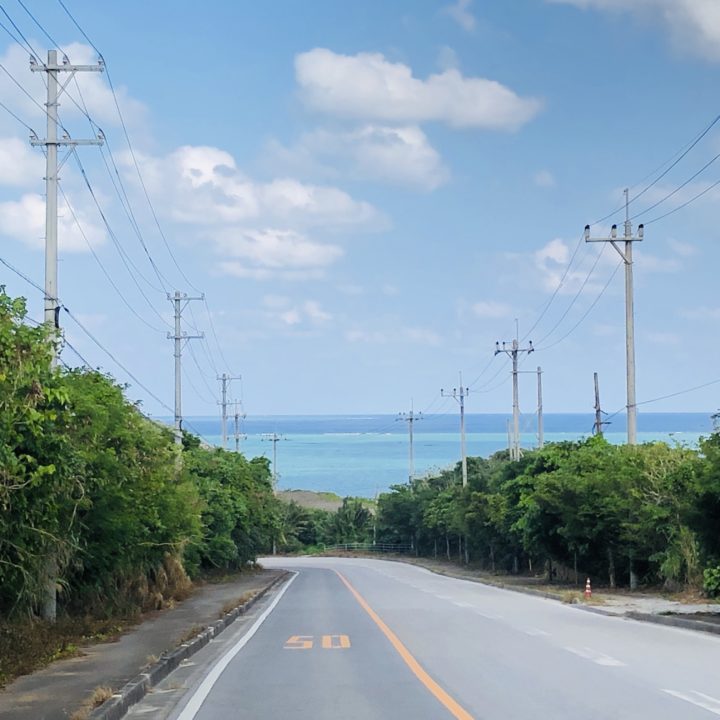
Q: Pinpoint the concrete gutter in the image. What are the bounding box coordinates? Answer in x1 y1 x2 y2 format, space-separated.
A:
88 571 290 720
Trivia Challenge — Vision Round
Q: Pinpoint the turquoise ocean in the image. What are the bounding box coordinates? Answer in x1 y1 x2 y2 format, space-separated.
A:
181 413 716 498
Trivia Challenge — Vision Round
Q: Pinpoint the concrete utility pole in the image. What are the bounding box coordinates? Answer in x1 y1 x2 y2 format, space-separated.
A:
585 190 644 445
31 50 104 624
495 337 535 461
262 433 285 485
441 372 469 487
30 50 104 365
218 374 241 449
593 372 610 437
233 400 246 452
168 291 204 445
397 405 423 483
537 367 544 449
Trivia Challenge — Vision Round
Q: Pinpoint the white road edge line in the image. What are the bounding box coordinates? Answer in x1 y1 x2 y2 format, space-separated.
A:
175 572 298 720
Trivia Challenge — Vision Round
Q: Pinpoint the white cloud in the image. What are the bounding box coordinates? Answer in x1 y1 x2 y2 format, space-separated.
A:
0 192 106 252
216 228 342 273
534 169 556 188
346 329 387 344
129 144 380 229
443 0 476 31
295 48 541 131
0 138 43 187
472 300 511 318
269 125 449 191
534 239 616 294
547 0 720 61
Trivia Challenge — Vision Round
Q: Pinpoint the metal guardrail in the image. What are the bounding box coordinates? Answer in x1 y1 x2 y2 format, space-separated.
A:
323 542 412 554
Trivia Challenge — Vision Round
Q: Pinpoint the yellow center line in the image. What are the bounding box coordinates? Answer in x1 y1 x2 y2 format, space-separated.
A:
335 570 474 720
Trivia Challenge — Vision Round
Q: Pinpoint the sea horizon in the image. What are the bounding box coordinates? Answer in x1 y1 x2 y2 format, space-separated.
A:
159 412 717 498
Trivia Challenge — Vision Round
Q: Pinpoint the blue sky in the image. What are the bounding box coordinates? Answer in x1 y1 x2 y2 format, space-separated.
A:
1 0 720 420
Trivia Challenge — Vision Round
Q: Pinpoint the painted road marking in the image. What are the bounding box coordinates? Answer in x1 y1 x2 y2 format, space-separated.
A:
335 570 474 720
284 635 313 650
283 635 352 649
322 634 351 649
453 601 474 608
664 690 720 716
175 572 298 720
473 610 502 620
564 646 626 667
523 629 550 637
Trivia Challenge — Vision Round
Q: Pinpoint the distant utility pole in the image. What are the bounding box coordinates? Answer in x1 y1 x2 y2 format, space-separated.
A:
262 433 285 485
593 372 610 437
218 374 241 449
585 189 644 445
31 50 104 365
233 400 246 453
397 404 423 483
168 291 204 445
441 372 469 487
495 336 535 461
537 367 544 449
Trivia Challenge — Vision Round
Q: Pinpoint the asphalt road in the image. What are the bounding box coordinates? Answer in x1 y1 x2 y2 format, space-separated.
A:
127 557 720 720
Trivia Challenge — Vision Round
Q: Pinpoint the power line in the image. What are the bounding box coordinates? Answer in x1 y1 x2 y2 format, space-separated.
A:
15 0 61 49
644 177 720 226
0 3 44 60
58 181 166 332
0 254 45 293
62 304 174 414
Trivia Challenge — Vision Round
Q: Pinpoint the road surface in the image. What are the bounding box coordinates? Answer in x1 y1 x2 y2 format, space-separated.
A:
126 557 720 719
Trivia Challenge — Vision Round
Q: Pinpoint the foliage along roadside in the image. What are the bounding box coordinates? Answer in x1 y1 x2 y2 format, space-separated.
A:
0 287 280 628
372 434 720 595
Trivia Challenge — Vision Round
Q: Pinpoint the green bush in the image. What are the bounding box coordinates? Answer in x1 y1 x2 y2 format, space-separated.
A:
703 566 720 598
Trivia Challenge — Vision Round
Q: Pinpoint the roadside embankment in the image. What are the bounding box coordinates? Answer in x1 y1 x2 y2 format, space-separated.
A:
0 569 286 720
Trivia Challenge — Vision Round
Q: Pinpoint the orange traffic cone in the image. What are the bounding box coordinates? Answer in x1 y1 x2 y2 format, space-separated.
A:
584 577 592 599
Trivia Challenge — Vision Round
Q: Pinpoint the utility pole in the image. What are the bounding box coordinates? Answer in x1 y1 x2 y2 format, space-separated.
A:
218 374 241 449
262 433 285 485
585 190 644 445
441 372 469 487
233 400 246 452
537 367 544 449
168 291 204 445
593 372 610 436
397 404 423 483
30 50 104 365
495 336 535 461
31 50 104 624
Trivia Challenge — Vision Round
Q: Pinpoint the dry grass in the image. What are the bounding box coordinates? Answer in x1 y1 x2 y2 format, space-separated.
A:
69 685 114 720
177 624 204 645
219 590 257 617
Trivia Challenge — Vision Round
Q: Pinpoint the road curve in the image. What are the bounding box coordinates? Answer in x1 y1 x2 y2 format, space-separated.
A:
126 556 720 720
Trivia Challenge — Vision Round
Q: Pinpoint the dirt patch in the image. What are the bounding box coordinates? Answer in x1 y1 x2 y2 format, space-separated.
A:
277 489 343 512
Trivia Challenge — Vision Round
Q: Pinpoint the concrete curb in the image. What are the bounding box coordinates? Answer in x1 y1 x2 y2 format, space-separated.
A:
87 571 290 720
626 611 720 636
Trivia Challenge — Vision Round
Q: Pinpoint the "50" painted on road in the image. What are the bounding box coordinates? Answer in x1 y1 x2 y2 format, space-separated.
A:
284 634 351 650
